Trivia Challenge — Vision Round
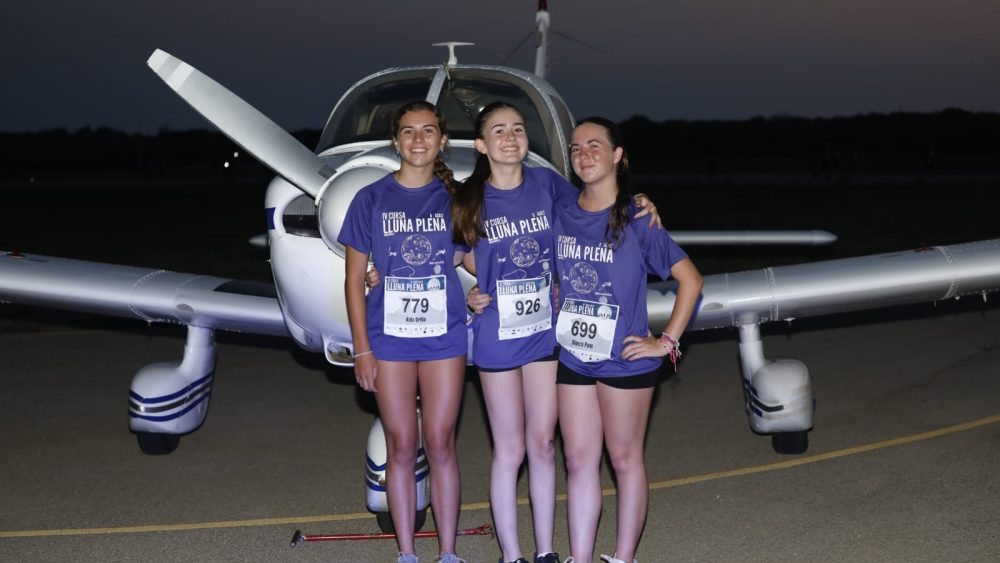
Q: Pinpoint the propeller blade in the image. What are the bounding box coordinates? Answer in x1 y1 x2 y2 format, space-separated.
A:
147 49 334 198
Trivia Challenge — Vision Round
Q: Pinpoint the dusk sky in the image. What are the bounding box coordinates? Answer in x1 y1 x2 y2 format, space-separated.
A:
3 0 998 133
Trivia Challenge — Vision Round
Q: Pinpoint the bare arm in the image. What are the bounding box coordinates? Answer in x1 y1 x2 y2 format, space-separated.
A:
458 249 492 313
461 250 476 275
622 258 703 361
345 246 378 392
661 258 703 340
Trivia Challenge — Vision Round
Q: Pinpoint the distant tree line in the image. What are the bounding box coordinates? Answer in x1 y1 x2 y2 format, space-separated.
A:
620 108 1000 176
2 110 998 182
0 127 321 183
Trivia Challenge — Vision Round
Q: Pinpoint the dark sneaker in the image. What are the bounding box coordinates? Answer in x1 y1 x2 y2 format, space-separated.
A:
535 554 560 563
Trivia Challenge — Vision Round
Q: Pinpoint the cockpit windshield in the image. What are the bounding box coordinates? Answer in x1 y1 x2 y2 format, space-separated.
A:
435 70 552 163
318 69 437 150
318 66 572 174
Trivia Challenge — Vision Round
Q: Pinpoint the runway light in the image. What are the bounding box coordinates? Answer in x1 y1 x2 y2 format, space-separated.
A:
233 152 239 158
224 162 230 168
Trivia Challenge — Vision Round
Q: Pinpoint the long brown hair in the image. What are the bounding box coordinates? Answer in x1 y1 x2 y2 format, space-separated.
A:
391 100 460 195
451 101 525 246
572 116 633 248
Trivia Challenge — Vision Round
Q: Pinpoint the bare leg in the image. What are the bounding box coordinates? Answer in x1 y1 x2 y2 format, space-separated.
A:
520 360 558 556
375 360 420 555
558 382 604 563
417 355 467 556
597 383 654 562
479 367 527 561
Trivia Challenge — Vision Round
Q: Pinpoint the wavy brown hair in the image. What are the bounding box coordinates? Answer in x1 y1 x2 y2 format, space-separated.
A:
571 116 633 248
451 101 525 246
391 100 460 196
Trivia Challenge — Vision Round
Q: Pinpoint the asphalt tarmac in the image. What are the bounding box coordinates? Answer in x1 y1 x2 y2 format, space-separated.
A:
2 299 998 562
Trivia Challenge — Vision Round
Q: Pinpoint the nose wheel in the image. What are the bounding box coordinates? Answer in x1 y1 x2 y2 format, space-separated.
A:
771 430 809 454
135 432 180 455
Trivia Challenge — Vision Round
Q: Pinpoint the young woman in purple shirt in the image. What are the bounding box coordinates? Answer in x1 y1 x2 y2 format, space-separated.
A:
338 101 469 563
455 103 661 563
555 117 703 563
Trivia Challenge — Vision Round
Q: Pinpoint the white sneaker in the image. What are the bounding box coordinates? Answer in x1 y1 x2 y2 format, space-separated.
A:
398 553 420 563
435 554 466 563
599 555 637 563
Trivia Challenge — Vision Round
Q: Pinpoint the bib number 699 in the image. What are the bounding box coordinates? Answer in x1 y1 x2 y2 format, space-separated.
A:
571 320 597 339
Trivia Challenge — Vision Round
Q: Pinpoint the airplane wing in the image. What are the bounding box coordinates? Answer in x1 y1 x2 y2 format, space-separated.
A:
7 239 998 338
670 230 836 247
0 251 289 337
647 238 1000 330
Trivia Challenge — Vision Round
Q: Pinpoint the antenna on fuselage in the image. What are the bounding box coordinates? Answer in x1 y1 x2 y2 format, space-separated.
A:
432 42 475 67
534 0 550 79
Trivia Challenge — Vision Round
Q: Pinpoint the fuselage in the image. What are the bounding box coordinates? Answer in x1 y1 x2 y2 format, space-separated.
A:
264 62 577 365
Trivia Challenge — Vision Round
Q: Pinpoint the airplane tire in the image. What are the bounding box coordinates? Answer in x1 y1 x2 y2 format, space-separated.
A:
771 431 808 455
375 509 428 534
136 432 180 455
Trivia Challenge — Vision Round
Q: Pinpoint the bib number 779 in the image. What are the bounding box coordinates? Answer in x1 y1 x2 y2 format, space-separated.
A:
402 297 430 314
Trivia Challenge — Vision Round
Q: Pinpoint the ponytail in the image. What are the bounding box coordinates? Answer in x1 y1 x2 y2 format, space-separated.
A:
452 153 489 245
434 153 460 196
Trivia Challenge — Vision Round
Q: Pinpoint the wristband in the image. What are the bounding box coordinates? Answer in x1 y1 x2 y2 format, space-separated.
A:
659 332 682 372
353 350 374 359
659 332 679 348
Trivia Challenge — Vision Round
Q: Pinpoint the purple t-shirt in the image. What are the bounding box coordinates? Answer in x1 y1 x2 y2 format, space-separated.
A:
337 173 468 361
470 166 578 369
554 199 688 377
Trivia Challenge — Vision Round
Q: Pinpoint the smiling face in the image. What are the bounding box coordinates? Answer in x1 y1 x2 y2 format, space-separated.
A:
570 122 623 187
393 108 446 170
474 107 529 166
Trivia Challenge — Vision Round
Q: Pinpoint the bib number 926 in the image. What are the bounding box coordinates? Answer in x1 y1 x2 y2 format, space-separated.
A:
515 298 542 316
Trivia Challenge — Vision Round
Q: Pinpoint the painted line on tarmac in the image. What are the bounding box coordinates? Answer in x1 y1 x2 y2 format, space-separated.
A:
643 412 1000 493
0 511 377 539
3 413 998 539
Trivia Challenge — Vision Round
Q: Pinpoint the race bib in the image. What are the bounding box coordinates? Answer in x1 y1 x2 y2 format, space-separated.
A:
556 297 619 362
383 275 447 338
496 273 552 340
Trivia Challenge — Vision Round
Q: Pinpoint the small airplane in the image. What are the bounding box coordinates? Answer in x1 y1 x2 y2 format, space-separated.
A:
2 0 1000 531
